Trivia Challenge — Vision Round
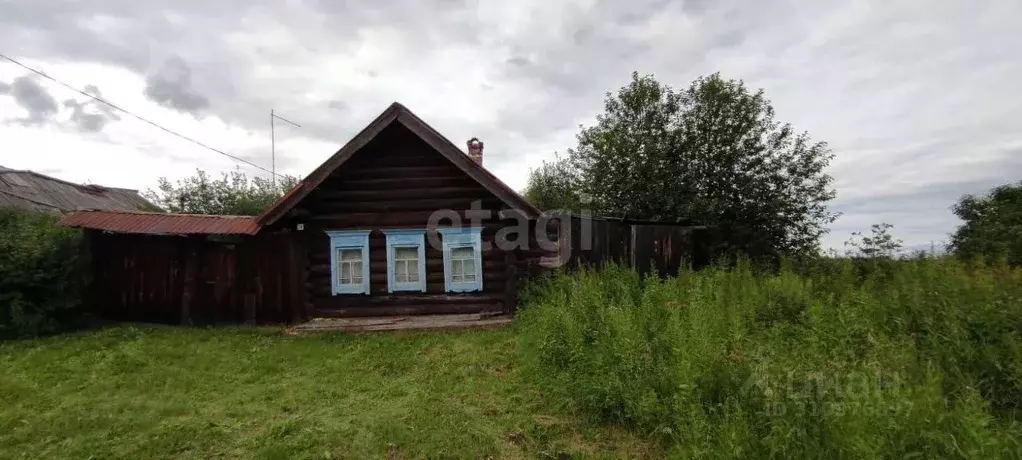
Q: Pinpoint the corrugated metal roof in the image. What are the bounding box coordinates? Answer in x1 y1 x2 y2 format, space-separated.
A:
0 166 156 214
60 210 260 235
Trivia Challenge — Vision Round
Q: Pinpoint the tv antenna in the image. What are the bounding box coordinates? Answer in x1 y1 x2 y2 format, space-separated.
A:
270 109 301 186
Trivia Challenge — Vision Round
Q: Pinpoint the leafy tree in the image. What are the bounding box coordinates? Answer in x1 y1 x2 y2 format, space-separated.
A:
522 154 582 212
843 223 903 258
143 169 299 216
949 181 1022 266
556 72 837 260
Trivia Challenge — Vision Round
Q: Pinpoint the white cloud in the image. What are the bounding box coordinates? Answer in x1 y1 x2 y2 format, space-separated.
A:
1 0 1020 251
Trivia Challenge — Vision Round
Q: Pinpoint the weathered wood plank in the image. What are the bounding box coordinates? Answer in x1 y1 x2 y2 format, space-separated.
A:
305 198 505 214
325 176 475 190
313 187 486 202
179 237 200 325
333 165 454 179
291 314 512 333
312 302 503 317
314 292 503 307
311 211 511 227
504 251 518 314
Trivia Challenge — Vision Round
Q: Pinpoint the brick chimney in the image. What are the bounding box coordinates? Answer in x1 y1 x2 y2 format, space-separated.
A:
467 137 484 165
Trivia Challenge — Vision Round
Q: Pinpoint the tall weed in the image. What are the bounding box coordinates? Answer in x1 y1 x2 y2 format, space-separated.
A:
517 258 1022 457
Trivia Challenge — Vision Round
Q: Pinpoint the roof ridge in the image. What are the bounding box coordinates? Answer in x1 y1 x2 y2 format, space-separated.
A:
74 209 256 219
1 167 142 194
256 101 540 226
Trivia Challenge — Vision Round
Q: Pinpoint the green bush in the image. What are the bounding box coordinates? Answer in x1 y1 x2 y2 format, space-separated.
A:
517 259 1022 458
0 208 87 337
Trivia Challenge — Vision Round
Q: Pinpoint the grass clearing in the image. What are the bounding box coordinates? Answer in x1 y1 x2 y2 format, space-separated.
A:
1 325 654 459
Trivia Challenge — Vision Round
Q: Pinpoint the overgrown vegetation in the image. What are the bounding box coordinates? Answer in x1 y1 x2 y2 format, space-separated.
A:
950 181 1022 266
0 326 655 459
523 72 837 261
143 169 299 216
517 260 1022 458
0 208 86 337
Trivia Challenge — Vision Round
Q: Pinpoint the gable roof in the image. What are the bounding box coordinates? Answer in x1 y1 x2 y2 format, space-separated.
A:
0 166 156 214
60 210 259 235
257 102 540 226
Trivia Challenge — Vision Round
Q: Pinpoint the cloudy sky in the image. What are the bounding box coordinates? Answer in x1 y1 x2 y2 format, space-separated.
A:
1 0 1019 249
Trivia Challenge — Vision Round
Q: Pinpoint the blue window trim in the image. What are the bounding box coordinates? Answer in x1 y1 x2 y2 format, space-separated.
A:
438 227 483 293
326 230 371 295
382 229 427 293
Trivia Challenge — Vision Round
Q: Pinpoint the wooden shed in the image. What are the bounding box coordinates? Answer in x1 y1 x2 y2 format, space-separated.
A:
61 103 559 325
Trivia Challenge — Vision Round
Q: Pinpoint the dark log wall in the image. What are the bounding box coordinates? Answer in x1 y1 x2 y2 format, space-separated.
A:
85 122 560 324
275 123 553 317
88 231 306 324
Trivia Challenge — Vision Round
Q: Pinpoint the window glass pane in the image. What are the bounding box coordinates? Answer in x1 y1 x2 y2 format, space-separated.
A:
395 247 417 261
450 246 476 284
351 261 362 284
337 249 363 286
451 247 473 261
393 247 419 285
395 260 408 282
400 260 412 282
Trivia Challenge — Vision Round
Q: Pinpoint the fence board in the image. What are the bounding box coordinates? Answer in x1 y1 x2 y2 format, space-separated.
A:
87 231 303 325
563 215 708 276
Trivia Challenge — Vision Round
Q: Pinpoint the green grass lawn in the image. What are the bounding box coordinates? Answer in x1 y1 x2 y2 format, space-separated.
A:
0 325 654 459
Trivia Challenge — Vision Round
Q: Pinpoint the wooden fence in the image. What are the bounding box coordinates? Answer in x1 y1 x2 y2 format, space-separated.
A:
560 215 713 276
87 231 307 324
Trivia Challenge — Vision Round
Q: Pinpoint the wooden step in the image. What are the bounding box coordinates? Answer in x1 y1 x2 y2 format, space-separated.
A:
289 313 513 333
314 302 503 318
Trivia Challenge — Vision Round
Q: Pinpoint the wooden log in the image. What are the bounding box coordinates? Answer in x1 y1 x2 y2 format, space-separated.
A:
306 259 504 275
308 279 505 297
325 176 475 190
305 198 505 214
312 303 504 318
310 210 508 227
357 153 449 168
332 165 454 179
504 251 519 314
313 293 503 308
315 187 486 202
287 234 306 323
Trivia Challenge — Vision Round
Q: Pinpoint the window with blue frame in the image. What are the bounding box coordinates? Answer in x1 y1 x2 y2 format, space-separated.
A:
383 229 427 292
438 227 483 292
326 230 370 295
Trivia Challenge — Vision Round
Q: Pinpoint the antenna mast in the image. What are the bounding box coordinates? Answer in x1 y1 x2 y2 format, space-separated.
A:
270 109 301 186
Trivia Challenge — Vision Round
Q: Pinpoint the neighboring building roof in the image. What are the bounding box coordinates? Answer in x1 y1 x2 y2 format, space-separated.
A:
257 102 541 226
0 166 156 214
60 210 259 235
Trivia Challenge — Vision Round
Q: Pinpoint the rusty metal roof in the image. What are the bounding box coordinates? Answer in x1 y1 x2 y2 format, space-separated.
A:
60 210 259 235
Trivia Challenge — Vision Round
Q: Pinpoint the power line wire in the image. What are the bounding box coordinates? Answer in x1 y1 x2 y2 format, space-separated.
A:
0 52 273 174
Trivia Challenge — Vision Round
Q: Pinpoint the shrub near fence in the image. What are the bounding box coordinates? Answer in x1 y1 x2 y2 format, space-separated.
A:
0 208 86 337
517 259 1022 458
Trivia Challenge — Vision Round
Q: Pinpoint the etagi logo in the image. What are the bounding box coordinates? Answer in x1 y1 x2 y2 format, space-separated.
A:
423 201 592 268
